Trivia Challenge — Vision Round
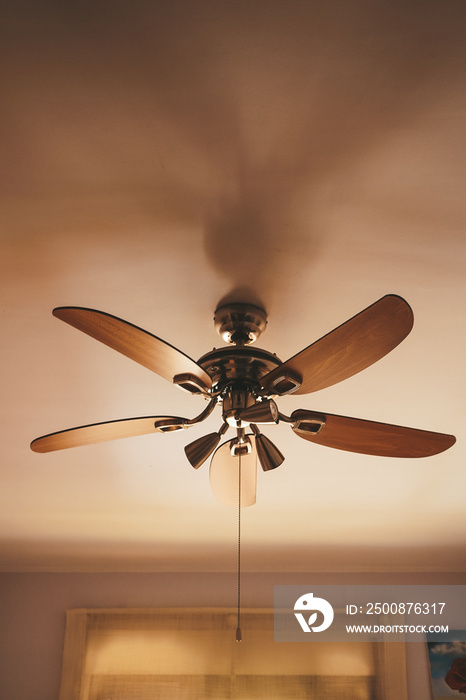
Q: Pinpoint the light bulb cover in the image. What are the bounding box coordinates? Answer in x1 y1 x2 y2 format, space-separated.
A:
209 438 257 507
185 432 221 469
237 399 279 424
255 433 285 471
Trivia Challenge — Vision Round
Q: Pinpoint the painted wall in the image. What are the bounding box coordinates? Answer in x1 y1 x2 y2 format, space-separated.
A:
1 571 464 699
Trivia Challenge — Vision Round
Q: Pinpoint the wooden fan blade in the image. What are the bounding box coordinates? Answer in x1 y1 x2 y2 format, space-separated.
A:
261 295 413 395
53 307 212 391
30 415 188 452
291 409 456 458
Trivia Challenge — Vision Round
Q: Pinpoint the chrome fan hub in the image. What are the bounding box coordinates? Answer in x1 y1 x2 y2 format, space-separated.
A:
197 346 281 395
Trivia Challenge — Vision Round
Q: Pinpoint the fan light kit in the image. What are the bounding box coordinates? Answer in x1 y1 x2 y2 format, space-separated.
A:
31 294 456 506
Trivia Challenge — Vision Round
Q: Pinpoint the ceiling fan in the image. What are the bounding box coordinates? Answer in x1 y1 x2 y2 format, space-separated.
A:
31 295 456 505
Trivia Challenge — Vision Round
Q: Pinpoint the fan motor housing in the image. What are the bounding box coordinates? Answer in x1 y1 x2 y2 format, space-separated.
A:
198 346 281 394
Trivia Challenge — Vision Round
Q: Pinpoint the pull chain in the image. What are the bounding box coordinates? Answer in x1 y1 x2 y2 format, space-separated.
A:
235 449 242 642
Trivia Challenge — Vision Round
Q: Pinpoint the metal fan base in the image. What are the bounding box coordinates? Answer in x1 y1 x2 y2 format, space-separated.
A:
214 303 267 345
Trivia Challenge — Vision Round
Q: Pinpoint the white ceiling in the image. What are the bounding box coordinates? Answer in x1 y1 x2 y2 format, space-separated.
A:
1 0 465 573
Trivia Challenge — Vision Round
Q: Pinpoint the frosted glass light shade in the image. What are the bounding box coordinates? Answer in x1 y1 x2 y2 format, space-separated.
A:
209 439 257 507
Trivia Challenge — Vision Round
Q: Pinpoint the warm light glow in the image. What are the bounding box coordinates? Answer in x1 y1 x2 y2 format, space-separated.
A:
59 609 395 699
85 629 233 675
83 617 374 677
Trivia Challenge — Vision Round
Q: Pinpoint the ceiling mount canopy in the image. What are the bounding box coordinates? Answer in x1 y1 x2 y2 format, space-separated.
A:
31 295 456 505
213 303 268 346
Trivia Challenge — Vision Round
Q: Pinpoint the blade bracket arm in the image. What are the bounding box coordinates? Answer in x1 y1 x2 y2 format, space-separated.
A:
261 369 302 396
173 373 211 396
186 397 218 426
154 397 218 432
290 409 327 436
